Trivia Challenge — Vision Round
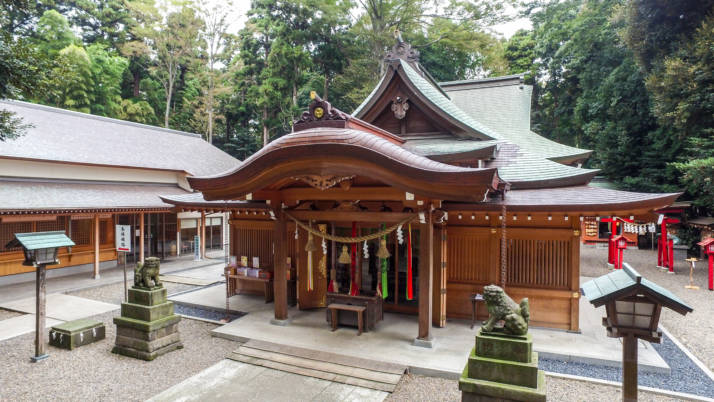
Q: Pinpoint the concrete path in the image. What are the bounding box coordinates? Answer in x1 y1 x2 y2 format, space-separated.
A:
0 293 118 321
160 264 227 286
0 314 63 341
177 282 669 376
0 256 224 304
147 359 388 402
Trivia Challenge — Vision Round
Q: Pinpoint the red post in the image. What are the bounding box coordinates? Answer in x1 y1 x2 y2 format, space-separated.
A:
709 253 714 290
668 238 674 273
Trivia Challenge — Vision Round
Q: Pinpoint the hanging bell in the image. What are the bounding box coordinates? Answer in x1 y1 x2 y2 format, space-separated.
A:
338 245 351 264
305 233 317 252
376 238 391 259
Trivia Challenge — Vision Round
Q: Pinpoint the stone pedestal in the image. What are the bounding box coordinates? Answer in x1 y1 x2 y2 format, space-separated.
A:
459 330 546 402
112 285 183 361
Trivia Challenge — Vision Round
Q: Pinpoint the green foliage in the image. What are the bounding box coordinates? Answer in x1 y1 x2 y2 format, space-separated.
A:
504 29 535 78
34 9 78 57
673 158 714 214
87 44 129 117
118 98 157 124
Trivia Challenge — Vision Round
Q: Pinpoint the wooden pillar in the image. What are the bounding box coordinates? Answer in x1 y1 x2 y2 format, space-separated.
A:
570 220 581 331
622 333 638 402
139 212 145 263
272 209 288 323
32 264 47 361
93 214 100 279
416 207 434 346
433 225 447 327
201 212 206 259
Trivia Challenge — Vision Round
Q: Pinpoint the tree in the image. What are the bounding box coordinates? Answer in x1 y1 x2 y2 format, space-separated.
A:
48 44 95 113
87 44 129 117
126 0 202 128
34 9 77 57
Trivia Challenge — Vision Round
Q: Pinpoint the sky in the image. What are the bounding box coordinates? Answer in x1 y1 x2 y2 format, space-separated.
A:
216 0 531 39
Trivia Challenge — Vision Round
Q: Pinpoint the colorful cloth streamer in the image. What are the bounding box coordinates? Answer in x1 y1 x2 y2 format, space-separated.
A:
406 223 413 300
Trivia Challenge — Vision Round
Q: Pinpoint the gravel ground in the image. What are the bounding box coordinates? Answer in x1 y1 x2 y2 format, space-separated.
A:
0 308 23 321
541 334 713 398
68 281 199 305
580 245 714 372
0 309 236 401
386 374 679 402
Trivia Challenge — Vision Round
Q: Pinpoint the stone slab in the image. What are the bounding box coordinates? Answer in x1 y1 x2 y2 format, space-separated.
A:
460 366 546 402
468 348 540 388
112 339 183 361
49 320 105 350
116 322 179 341
128 287 167 306
476 332 532 363
0 293 118 321
158 275 217 286
113 314 181 333
0 314 64 341
115 331 181 353
120 301 174 322
146 359 388 402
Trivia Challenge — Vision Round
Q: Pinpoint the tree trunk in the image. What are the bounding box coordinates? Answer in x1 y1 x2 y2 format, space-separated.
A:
291 81 297 133
323 73 329 101
262 108 269 147
133 70 140 98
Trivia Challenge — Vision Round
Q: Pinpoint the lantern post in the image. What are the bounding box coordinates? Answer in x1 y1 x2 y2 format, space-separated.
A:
582 264 692 402
5 231 75 362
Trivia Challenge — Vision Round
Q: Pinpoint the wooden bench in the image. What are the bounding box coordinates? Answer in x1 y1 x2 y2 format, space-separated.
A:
327 303 367 335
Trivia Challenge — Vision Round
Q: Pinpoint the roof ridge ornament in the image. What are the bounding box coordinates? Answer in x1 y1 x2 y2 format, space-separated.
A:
294 91 349 130
385 29 420 63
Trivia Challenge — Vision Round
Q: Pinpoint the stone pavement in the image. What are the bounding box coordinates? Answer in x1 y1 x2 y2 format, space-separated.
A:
0 314 63 342
0 294 117 321
148 359 388 402
175 280 669 376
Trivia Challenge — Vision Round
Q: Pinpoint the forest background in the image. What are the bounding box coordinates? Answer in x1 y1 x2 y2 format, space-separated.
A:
1 0 712 225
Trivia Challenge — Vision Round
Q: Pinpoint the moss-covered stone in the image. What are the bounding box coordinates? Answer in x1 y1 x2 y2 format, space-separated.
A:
128 287 167 306
467 348 540 388
49 320 105 350
476 332 532 363
459 366 546 402
113 314 180 333
120 301 174 322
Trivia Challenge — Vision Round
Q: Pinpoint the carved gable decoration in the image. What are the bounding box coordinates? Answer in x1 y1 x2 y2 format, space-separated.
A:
293 175 355 191
385 31 420 63
294 92 349 130
391 96 409 119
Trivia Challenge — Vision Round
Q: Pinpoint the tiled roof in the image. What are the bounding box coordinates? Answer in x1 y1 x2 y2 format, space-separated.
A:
0 179 190 211
443 82 591 161
159 192 269 210
0 100 240 176
402 138 498 158
444 185 680 212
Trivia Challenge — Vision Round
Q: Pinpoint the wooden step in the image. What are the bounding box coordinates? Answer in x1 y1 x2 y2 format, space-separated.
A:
243 339 406 375
226 340 407 393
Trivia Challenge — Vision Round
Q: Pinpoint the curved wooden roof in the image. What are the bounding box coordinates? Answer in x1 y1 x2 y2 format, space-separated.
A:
188 127 501 202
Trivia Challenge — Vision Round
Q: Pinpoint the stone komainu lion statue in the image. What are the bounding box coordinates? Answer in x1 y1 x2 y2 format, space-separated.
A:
482 284 530 336
135 257 162 288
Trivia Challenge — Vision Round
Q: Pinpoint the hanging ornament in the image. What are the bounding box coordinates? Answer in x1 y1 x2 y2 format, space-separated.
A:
406 223 413 300
304 233 317 252
396 224 404 245
376 237 391 259
338 245 351 264
321 237 327 255
363 240 369 259
294 225 299 240
328 224 337 293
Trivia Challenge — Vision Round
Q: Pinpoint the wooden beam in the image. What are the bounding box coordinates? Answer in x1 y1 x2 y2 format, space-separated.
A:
287 210 416 224
273 209 288 321
417 207 434 344
93 214 100 279
278 187 406 202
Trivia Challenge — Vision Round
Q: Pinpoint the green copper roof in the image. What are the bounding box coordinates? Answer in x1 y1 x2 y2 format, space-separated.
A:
403 138 498 156
444 82 590 161
581 263 692 315
5 231 75 250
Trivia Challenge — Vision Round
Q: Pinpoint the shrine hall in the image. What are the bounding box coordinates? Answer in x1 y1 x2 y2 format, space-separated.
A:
161 39 679 344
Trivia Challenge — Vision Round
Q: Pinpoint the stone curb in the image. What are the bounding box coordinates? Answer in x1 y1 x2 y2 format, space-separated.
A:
658 324 714 383
544 372 714 402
